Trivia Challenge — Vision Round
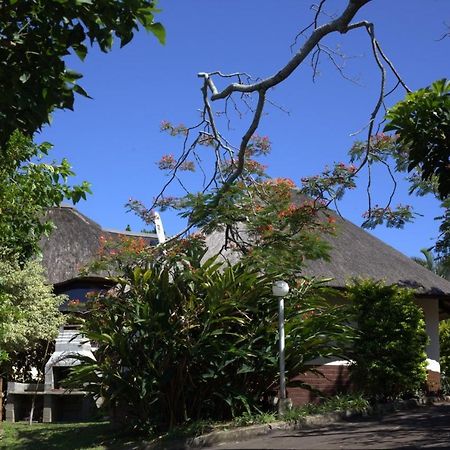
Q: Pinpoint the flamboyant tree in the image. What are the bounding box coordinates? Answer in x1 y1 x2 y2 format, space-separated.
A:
129 0 447 255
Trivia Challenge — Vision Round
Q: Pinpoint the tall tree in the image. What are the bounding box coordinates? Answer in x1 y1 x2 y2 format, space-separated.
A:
1 0 165 260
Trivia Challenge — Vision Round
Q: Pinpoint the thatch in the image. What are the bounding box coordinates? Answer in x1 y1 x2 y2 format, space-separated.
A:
301 215 450 297
204 212 450 298
41 205 450 299
40 206 158 284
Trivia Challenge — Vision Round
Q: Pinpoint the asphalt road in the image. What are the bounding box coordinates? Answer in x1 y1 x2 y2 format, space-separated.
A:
213 403 450 449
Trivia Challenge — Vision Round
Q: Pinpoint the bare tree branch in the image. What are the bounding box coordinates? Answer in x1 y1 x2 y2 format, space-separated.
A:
205 1 372 102
291 0 328 52
148 0 417 240
436 21 450 41
195 0 373 206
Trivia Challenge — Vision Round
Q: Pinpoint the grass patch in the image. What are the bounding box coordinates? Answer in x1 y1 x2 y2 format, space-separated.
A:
231 410 277 427
283 394 370 422
0 395 370 448
156 394 369 445
0 421 145 450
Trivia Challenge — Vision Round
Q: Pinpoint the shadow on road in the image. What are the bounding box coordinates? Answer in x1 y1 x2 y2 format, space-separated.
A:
215 403 450 449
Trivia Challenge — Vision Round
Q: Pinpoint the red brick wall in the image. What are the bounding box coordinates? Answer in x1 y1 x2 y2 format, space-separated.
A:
287 365 441 405
288 364 352 406
427 370 440 393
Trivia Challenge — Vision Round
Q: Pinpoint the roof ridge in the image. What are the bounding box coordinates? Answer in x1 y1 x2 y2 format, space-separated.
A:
103 228 158 238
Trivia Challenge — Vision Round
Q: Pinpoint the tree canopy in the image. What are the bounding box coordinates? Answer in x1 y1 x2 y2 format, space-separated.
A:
0 131 91 261
0 0 164 146
385 79 450 200
0 253 65 362
0 0 166 260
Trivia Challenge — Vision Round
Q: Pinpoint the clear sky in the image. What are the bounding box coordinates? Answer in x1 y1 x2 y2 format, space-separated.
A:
38 0 450 258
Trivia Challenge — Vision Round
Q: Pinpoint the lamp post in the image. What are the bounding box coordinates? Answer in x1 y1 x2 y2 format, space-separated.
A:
272 280 292 415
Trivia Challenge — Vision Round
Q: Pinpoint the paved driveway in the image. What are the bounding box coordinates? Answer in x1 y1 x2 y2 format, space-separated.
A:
212 403 450 449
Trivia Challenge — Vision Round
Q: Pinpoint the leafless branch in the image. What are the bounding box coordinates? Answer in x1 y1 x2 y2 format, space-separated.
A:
377 157 398 211
291 0 328 52
206 1 371 102
318 43 362 85
266 98 291 116
374 40 411 93
311 46 322 82
197 0 372 201
436 22 450 41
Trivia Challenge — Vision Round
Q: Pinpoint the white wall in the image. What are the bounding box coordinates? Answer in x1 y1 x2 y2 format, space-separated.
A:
416 298 440 373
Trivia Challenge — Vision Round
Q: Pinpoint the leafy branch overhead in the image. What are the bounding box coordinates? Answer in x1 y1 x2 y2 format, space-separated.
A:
0 0 165 145
128 129 343 275
384 79 450 200
1 1 165 261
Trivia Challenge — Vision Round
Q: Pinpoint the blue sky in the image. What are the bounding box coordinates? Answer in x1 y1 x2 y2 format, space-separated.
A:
38 0 450 258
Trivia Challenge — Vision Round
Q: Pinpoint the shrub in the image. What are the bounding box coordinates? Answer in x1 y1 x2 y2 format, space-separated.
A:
348 280 428 400
67 239 352 431
440 319 450 394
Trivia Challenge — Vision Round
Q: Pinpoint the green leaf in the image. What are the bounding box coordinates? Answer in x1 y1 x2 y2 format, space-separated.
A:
149 22 166 45
74 44 88 61
64 70 83 82
19 73 30 83
72 84 92 99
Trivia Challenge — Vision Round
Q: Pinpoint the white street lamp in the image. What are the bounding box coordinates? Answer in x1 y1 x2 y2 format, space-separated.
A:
272 280 292 415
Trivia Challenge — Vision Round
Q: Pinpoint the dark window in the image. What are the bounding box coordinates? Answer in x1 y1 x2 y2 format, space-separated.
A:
56 281 110 311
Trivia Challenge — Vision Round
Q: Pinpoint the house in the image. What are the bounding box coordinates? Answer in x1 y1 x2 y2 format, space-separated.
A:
299 212 449 399
8 204 450 418
204 208 450 403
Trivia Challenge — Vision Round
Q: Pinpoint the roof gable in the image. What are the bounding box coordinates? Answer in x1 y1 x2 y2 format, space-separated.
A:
41 206 450 297
40 206 158 284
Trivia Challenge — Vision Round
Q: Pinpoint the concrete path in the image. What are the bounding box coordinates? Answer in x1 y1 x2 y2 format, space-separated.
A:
212 403 450 449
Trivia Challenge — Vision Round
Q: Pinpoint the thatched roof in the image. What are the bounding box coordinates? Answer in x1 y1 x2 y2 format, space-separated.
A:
301 216 450 297
40 206 158 284
41 205 450 300
204 212 450 298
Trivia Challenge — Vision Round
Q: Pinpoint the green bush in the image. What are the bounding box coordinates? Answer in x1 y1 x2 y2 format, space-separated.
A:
348 280 428 400
440 319 450 393
67 239 352 431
